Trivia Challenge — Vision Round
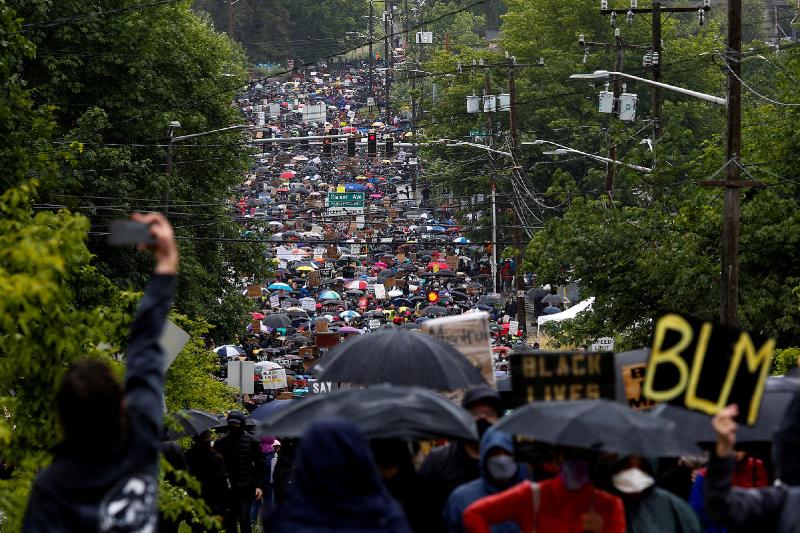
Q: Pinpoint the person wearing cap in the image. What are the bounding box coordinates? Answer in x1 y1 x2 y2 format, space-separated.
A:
214 410 267 533
419 387 502 531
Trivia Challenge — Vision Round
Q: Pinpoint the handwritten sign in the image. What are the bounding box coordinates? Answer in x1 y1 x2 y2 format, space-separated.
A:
510 351 616 405
374 284 386 299
269 295 280 308
307 271 321 288
246 285 262 298
368 319 381 330
422 312 495 387
301 299 317 312
643 313 775 426
261 368 288 390
447 255 459 271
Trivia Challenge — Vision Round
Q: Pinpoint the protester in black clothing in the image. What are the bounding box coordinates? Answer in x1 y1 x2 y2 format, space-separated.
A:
371 439 438 533
418 387 501 531
214 411 267 533
271 438 299 507
23 213 178 532
705 401 800 532
185 431 230 529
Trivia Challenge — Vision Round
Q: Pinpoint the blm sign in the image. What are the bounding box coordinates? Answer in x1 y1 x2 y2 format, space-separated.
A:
510 350 615 405
643 313 775 426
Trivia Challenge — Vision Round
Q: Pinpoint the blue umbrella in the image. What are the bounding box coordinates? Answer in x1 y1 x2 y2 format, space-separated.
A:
428 226 446 233
453 237 469 244
268 282 292 291
319 290 341 300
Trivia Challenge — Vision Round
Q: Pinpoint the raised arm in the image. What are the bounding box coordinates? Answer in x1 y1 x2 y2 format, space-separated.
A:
124 213 178 440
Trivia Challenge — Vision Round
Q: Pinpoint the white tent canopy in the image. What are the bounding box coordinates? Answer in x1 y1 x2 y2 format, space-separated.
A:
537 297 595 330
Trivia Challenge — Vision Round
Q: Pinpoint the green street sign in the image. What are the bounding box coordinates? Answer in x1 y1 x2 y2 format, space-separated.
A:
327 192 365 213
470 130 487 137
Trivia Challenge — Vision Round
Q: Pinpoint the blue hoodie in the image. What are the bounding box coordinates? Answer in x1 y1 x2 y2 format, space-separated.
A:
443 428 527 533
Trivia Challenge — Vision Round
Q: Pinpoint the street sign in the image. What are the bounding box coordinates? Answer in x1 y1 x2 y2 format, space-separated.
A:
326 192 365 215
591 337 615 352
469 130 487 137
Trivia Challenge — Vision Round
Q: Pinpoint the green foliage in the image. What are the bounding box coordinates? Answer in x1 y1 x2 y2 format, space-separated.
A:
771 347 800 376
160 458 223 531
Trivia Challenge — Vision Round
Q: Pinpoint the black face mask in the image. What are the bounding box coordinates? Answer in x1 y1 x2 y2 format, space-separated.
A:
476 418 493 440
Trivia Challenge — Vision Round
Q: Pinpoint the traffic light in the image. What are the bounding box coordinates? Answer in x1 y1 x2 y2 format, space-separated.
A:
385 135 394 158
347 136 356 157
322 136 332 154
427 290 439 304
367 131 377 157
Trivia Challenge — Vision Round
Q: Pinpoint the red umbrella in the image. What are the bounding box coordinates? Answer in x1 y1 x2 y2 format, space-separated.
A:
280 171 296 179
251 312 266 320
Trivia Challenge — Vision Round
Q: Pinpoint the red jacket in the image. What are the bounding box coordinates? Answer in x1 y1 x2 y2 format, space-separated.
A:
463 478 626 533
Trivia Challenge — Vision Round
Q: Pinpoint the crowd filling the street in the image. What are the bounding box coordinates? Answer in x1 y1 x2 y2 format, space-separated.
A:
4 0 800 532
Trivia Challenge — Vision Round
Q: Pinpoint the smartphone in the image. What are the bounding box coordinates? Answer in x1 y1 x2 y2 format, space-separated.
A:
108 220 155 246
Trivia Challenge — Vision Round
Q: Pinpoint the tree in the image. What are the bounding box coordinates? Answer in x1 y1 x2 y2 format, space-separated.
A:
10 0 269 341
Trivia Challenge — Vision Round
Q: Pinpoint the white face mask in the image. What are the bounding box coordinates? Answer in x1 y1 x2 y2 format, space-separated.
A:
612 468 655 494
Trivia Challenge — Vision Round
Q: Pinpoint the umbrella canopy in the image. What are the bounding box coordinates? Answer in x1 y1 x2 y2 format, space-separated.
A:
453 237 469 244
477 295 502 305
338 326 363 334
263 314 292 329
257 385 478 441
651 378 796 443
319 290 341 300
313 329 486 390
268 282 293 291
494 399 701 457
166 409 222 439
340 310 361 319
346 280 369 290
422 305 448 316
214 345 244 358
248 400 295 423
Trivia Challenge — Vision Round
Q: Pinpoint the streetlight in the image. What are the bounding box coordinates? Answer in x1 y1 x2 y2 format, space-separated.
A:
524 139 653 173
164 122 249 212
569 70 727 106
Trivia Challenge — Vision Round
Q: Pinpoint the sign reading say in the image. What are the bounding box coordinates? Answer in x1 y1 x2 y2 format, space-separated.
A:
643 313 775 426
510 351 615 405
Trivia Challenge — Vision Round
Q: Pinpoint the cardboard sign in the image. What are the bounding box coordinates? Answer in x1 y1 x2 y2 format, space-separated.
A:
510 351 616 404
159 320 191 372
246 285 262 298
307 271 321 288
397 253 406 263
384 277 396 289
422 312 495 387
315 332 341 348
621 363 656 412
643 313 775 426
509 321 519 336
327 245 341 259
447 255 459 271
270 295 281 308
374 284 386 299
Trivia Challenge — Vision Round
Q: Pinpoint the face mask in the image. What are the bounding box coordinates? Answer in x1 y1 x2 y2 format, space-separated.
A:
560 459 591 491
612 468 655 494
476 419 493 439
486 455 518 482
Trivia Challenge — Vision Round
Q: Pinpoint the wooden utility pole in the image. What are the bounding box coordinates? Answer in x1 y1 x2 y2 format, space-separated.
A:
384 0 393 125
508 57 527 335
723 0 744 325
483 62 498 294
227 0 234 40
369 0 374 100
606 30 624 195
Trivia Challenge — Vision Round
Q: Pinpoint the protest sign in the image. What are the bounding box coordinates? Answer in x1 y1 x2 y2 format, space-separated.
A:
614 349 656 412
269 295 280 308
447 255 459 271
422 312 495 387
510 350 616 405
261 368 288 390
368 319 381 330
246 285 262 298
301 298 317 312
158 320 190 372
307 271 321 288
280 299 292 309
374 284 386 299
509 321 519 336
642 312 775 426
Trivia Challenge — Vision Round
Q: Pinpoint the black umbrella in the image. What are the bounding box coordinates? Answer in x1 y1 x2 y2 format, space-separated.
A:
166 409 221 439
398 263 417 272
449 291 470 300
391 298 412 307
651 377 796 443
258 385 478 441
401 322 421 330
313 329 486 390
422 305 447 316
495 399 701 457
478 295 502 305
377 269 397 283
263 314 292 329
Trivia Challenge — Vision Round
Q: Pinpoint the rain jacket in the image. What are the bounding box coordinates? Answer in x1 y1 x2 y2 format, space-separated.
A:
620 486 700 533
444 428 527 533
463 476 626 533
272 418 411 533
23 274 175 533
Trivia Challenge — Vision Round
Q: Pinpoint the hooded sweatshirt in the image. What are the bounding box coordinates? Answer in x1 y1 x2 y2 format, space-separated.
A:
444 428 526 533
272 418 411 533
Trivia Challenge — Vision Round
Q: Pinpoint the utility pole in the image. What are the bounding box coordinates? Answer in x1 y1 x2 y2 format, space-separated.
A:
606 29 623 195
718 0 744 327
483 61 498 295
507 57 527 335
651 1 661 139
369 0 374 101
227 0 234 40
384 0 393 125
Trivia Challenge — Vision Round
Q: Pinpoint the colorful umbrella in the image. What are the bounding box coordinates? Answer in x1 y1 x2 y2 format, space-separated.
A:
268 282 292 291
346 280 369 290
319 290 341 300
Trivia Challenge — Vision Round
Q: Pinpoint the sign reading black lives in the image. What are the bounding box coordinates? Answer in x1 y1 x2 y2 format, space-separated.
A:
510 351 616 405
643 313 775 426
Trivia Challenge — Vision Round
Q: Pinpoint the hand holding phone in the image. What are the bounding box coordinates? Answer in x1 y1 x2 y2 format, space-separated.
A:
108 220 156 246
109 214 178 274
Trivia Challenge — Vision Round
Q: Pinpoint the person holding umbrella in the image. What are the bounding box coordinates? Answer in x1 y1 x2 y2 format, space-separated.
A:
185 430 230 530
462 446 625 533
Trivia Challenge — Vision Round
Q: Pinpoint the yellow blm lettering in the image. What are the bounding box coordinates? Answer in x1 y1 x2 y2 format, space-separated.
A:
643 313 774 425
